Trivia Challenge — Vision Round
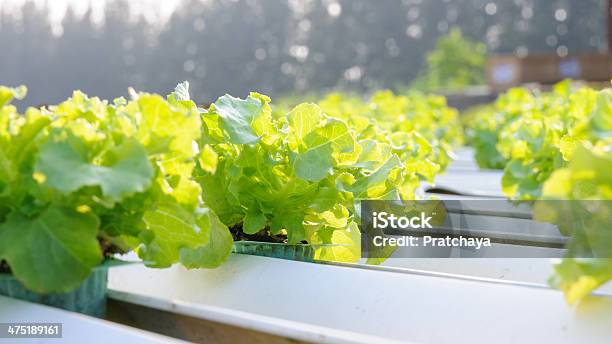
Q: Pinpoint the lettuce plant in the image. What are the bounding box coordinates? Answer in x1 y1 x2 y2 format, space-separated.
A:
318 90 463 173
465 81 605 200
463 88 534 169
465 81 612 302
498 82 600 200
196 90 439 262
537 90 612 304
0 84 230 293
0 81 458 293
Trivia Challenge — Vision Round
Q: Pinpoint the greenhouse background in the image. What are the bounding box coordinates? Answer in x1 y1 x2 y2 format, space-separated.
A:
0 0 606 107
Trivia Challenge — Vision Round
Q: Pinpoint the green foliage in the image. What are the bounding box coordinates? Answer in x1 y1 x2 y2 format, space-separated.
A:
318 90 463 172
498 84 601 200
466 81 612 303
197 87 461 262
412 28 487 91
465 81 607 200
0 81 462 292
266 89 462 263
538 145 612 305
0 206 101 293
462 88 536 169
0 83 230 293
36 138 153 201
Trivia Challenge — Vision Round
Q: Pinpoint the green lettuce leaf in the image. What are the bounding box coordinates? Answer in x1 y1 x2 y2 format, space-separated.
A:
139 201 211 268
0 206 102 293
179 207 233 268
36 137 154 202
0 85 26 108
550 259 612 305
210 94 267 144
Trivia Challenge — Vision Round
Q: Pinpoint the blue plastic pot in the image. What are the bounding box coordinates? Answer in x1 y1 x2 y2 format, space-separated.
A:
232 241 316 262
0 260 121 318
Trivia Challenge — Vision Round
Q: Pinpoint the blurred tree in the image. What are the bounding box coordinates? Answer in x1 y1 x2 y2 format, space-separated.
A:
412 28 487 91
150 0 293 101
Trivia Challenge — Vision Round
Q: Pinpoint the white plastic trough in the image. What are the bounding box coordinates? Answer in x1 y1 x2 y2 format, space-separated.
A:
423 147 505 197
426 170 505 198
0 295 185 344
107 255 612 344
445 147 482 172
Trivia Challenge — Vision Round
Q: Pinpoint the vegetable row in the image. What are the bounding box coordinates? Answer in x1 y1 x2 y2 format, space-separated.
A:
0 83 460 293
464 81 612 303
